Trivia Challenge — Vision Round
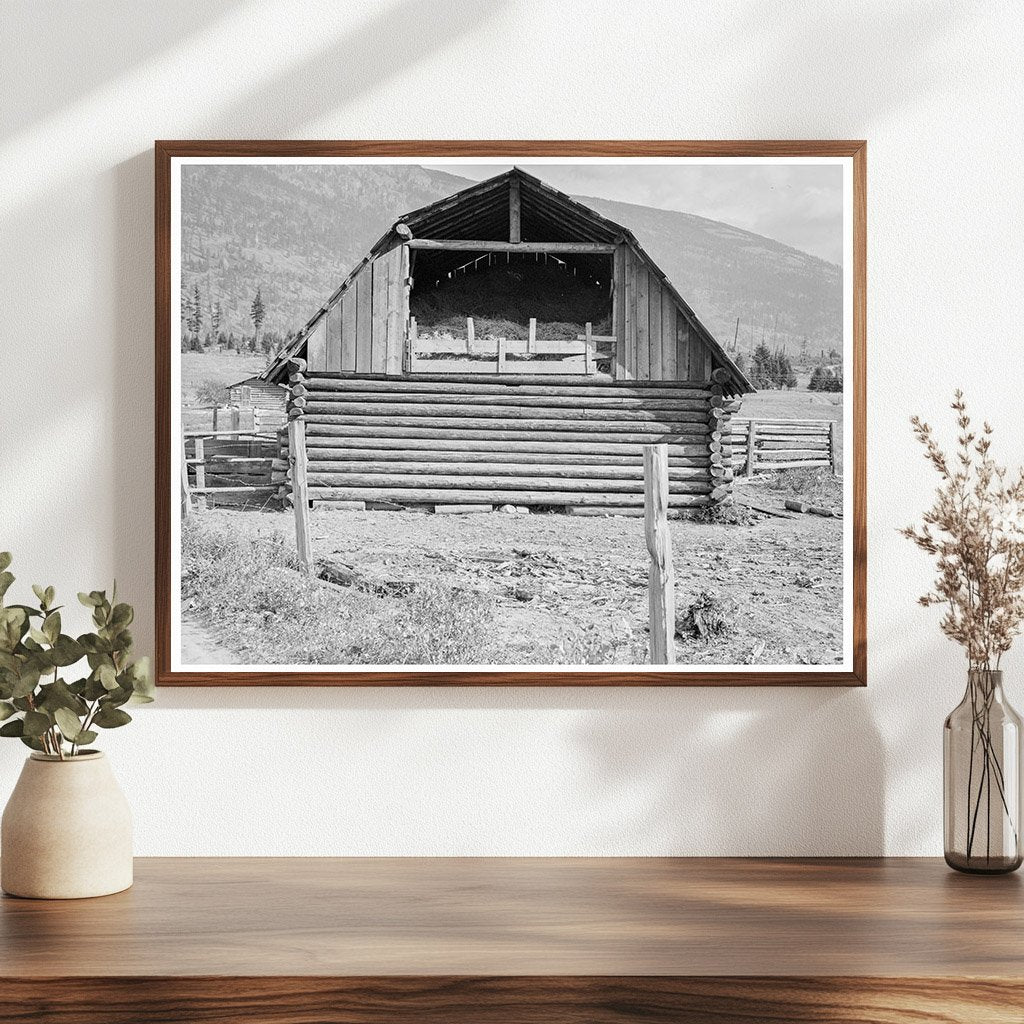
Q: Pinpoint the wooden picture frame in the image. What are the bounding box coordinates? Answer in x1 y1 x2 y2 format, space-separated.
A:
156 140 866 686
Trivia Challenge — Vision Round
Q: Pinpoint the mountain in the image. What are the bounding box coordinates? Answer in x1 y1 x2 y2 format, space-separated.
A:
180 164 841 356
581 196 842 356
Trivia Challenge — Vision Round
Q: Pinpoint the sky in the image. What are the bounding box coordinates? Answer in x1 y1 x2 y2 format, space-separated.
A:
426 162 845 265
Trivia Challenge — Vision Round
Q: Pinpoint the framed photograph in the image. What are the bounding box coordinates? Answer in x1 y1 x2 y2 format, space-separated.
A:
156 141 865 686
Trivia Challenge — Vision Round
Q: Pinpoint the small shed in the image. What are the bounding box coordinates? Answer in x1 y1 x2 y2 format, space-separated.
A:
227 376 288 413
266 169 753 512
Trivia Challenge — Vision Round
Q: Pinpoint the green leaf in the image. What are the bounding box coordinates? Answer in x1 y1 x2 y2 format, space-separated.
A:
74 730 98 747
93 705 132 729
98 663 118 690
104 684 132 708
0 701 15 721
28 627 49 646
44 586 55 609
110 603 134 629
0 606 27 651
82 636 112 657
31 584 49 609
19 734 45 752
0 718 24 737
83 674 108 701
0 571 14 602
42 611 60 644
0 552 11 573
127 656 155 703
22 710 50 738
11 666 41 699
49 635 85 668
78 592 99 608
36 678 88 716
53 707 85 742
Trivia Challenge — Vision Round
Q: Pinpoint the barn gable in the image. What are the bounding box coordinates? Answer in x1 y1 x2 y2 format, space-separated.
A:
263 168 752 395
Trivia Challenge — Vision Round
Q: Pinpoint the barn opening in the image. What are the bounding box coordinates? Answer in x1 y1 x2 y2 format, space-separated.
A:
409 248 613 342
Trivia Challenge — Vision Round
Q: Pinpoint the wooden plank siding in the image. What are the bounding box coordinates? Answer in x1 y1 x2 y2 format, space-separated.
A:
648 275 663 379
636 260 650 379
371 254 389 373
355 262 373 372
676 316 690 380
662 289 677 380
622 245 630 378
327 298 342 372
306 314 328 371
611 242 718 384
340 285 357 371
305 316 327 373
384 245 405 375
612 245 626 378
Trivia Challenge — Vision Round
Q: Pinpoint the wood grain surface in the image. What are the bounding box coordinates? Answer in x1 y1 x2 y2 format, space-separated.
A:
2 857 1020 1022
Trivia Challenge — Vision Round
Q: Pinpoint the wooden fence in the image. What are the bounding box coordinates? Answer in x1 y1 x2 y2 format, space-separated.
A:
279 367 737 513
732 417 839 476
182 404 286 436
182 427 280 508
409 317 615 376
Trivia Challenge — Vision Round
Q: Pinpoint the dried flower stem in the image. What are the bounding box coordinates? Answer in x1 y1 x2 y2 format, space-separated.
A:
904 391 1024 863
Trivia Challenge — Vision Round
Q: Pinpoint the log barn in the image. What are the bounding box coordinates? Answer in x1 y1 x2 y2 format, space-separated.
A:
264 168 753 513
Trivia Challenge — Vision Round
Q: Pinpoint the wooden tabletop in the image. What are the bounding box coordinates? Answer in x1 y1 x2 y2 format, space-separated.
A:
1 856 1021 976
3 858 1023 1023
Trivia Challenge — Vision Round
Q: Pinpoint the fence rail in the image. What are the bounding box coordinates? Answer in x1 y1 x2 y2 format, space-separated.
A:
181 428 280 509
409 317 613 376
732 417 838 476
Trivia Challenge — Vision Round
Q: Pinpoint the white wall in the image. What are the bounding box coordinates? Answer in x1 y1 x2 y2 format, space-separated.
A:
1 0 1022 856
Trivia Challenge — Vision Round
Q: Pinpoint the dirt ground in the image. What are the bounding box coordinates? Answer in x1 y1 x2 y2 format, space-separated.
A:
189 479 843 667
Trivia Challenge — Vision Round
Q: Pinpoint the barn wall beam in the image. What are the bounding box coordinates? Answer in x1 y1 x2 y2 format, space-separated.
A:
406 239 617 254
509 177 521 243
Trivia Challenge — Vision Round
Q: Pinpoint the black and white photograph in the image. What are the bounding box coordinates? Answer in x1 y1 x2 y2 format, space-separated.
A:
168 152 856 677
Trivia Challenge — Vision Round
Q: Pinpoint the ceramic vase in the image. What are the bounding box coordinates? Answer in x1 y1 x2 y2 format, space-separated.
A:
1 751 133 898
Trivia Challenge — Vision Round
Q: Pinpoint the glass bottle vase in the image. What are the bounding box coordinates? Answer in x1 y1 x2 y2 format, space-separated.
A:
944 669 1023 873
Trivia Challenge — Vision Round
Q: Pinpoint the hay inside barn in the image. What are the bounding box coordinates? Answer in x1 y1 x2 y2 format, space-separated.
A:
410 257 612 340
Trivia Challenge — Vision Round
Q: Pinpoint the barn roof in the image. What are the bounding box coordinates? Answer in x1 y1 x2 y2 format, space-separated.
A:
263 167 752 392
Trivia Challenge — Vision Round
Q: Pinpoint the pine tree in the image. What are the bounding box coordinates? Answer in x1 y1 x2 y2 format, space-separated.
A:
187 282 203 342
251 287 266 351
750 342 773 388
210 301 222 345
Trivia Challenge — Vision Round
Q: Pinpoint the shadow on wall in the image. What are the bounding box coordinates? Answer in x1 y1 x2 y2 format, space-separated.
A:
105 0 503 658
573 687 885 856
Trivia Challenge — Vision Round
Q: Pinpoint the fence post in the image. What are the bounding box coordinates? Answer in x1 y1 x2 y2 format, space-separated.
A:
496 336 506 374
230 406 240 438
407 316 417 372
467 316 475 355
829 420 839 477
643 443 676 666
193 436 208 511
180 433 193 518
745 419 758 478
287 357 313 573
528 317 536 354
584 322 593 375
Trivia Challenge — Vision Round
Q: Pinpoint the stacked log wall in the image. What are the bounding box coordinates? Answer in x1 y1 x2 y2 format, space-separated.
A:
288 371 740 510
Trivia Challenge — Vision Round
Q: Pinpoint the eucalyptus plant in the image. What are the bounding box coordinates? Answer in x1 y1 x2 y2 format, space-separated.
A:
0 552 153 759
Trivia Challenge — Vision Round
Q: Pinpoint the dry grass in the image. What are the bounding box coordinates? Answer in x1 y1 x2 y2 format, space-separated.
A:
180 351 266 407
181 517 496 665
766 467 843 508
182 506 844 668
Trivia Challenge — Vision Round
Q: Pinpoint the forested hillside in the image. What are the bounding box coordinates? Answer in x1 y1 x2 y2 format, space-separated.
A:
180 164 841 356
